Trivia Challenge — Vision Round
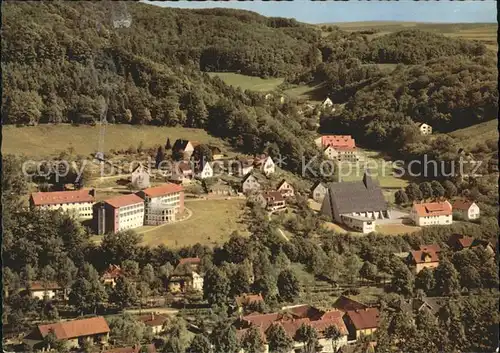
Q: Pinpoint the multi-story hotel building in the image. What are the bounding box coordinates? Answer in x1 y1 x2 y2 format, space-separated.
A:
94 194 145 234
137 183 184 226
29 189 96 219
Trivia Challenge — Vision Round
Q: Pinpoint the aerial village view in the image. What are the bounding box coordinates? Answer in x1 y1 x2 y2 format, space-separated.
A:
1 1 498 353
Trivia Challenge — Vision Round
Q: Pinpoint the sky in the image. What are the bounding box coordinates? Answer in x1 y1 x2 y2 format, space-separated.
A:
146 1 497 24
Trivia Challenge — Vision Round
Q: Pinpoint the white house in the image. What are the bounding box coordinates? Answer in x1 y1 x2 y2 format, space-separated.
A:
131 163 151 189
410 201 452 226
311 182 328 203
277 179 294 198
322 97 333 108
27 281 65 301
452 200 480 220
196 162 213 179
242 174 261 193
418 123 432 135
137 313 169 335
255 155 275 175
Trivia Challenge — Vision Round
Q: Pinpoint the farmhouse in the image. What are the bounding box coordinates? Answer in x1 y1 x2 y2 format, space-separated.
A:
451 200 480 220
254 155 275 175
235 304 349 352
24 316 110 351
30 189 96 220
321 172 389 233
408 249 439 274
168 257 204 293
94 194 145 234
136 313 169 335
276 179 294 198
410 201 452 226
418 123 432 135
242 173 261 193
101 265 124 288
137 183 184 225
27 281 65 301
311 181 328 203
172 139 197 159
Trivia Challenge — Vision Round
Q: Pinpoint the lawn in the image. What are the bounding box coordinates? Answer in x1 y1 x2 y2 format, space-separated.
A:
447 119 498 150
282 82 327 103
138 199 248 248
376 224 421 235
207 72 284 92
3 124 225 158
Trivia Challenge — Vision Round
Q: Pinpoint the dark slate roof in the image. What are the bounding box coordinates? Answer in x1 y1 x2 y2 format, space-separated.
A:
321 173 387 217
172 139 190 151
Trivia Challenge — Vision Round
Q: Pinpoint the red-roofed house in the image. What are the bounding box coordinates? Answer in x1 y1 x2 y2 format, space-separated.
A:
448 234 494 253
236 305 349 352
101 265 124 288
418 244 441 254
261 191 286 212
137 183 184 225
26 281 65 301
276 179 295 198
408 250 440 274
254 155 275 175
343 308 380 341
168 258 203 293
137 313 169 334
30 189 96 219
94 194 145 234
104 344 156 353
24 316 110 350
452 200 480 220
410 201 452 226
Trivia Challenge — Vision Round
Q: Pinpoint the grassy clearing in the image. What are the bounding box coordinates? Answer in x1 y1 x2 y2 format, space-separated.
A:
447 119 498 150
376 224 421 235
138 199 247 248
282 83 327 103
207 72 284 92
3 124 225 158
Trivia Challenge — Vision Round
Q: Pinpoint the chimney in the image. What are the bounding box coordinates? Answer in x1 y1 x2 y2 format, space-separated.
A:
151 312 154 321
89 189 96 198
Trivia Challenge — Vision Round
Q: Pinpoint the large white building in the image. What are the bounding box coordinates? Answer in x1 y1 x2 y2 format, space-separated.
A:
137 183 184 226
94 194 145 234
30 189 96 220
410 201 452 226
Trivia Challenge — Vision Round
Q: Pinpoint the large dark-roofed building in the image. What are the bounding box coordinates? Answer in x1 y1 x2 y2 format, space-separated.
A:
320 172 389 233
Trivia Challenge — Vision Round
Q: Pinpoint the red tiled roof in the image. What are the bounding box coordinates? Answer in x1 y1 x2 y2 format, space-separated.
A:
178 257 201 266
451 199 475 211
28 281 62 291
104 194 144 208
31 189 95 206
333 296 369 312
413 201 452 217
321 135 356 149
262 191 285 203
104 344 156 353
236 294 264 307
137 313 168 327
410 250 439 264
419 244 441 253
101 265 123 280
141 183 183 197
346 308 380 330
38 316 110 340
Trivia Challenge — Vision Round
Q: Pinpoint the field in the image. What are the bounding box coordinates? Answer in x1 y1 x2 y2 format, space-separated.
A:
138 199 248 248
447 119 498 150
376 224 421 235
207 72 284 92
328 22 498 50
282 83 327 103
3 124 225 158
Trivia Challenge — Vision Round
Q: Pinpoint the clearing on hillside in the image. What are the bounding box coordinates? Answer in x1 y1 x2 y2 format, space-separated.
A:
3 124 227 158
207 72 284 92
447 120 498 150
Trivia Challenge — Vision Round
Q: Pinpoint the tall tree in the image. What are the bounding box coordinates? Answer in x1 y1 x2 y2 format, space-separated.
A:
165 138 172 150
394 189 409 205
210 322 239 353
203 267 230 306
266 323 293 353
110 277 139 309
415 267 435 295
359 261 378 284
295 324 318 353
390 265 414 297
241 325 266 353
324 325 342 353
405 183 422 202
430 180 445 198
442 180 457 199
419 182 433 200
188 334 212 353
277 269 300 302
434 259 460 296
156 146 166 168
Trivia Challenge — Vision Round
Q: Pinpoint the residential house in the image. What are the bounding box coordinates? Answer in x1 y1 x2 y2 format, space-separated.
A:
322 97 333 108
195 161 213 180
412 297 445 317
137 313 168 335
104 344 157 353
343 308 380 341
321 172 389 233
172 139 197 159
276 179 295 198
137 184 184 225
27 281 65 301
30 189 96 220
210 146 225 160
254 155 275 175
168 258 203 294
235 293 264 314
419 244 441 254
452 200 480 220
24 316 110 351
230 159 255 177
448 234 494 253
94 194 145 235
418 123 432 135
235 304 349 352
101 265 124 288
205 179 235 196
311 181 328 203
242 174 261 193
408 249 439 274
410 201 452 226
261 191 286 212
130 163 151 189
